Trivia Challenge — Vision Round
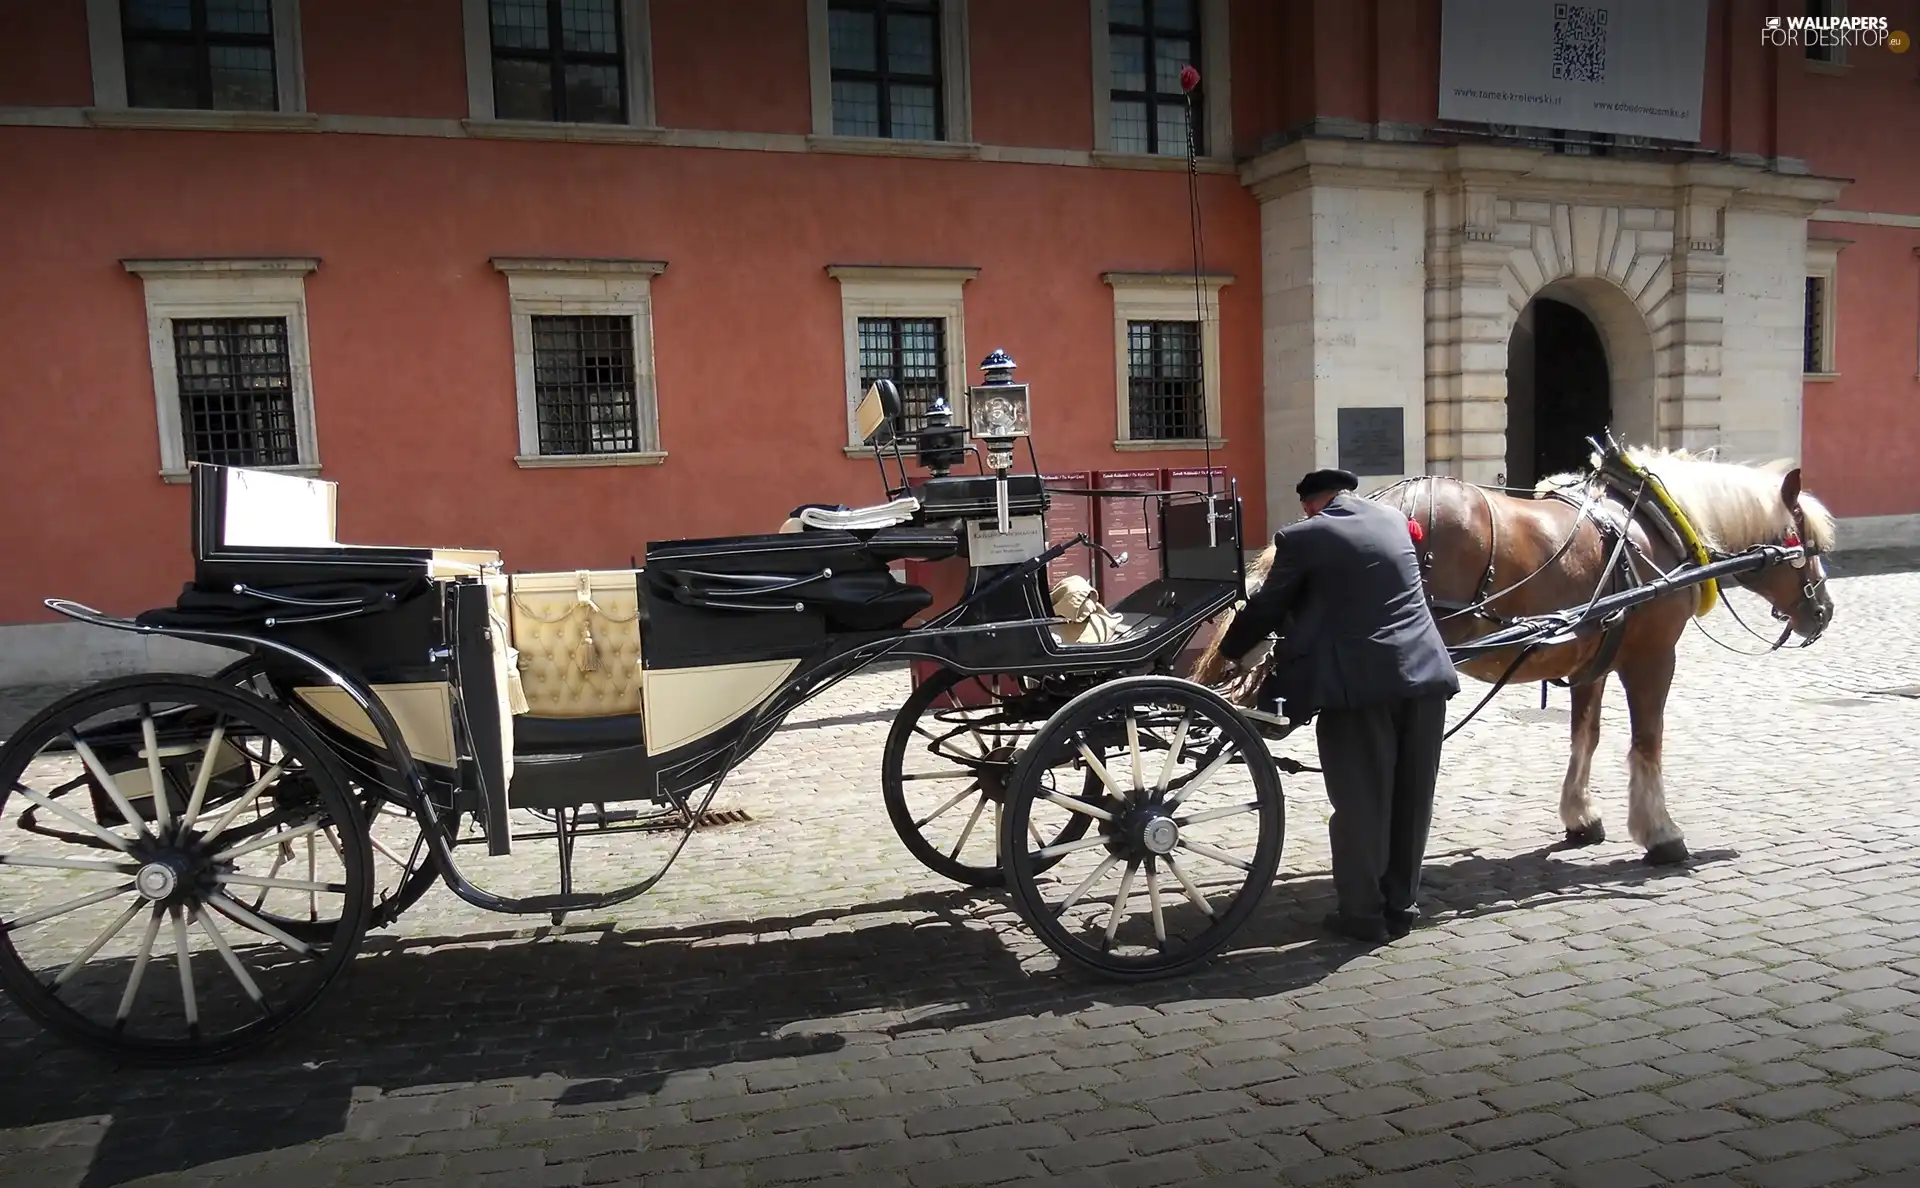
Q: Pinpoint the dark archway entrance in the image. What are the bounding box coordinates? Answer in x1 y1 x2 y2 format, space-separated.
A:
1505 296 1613 489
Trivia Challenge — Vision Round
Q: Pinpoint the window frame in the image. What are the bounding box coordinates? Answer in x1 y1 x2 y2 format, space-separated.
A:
485 0 630 125
828 265 976 453
493 257 668 468
1105 271 1230 451
825 0 944 140
808 0 972 144
1804 238 1843 380
1103 0 1202 157
87 0 305 113
1090 0 1230 161
123 257 322 483
463 0 655 127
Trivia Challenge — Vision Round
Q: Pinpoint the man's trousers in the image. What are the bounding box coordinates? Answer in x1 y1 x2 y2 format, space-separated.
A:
1312 693 1449 923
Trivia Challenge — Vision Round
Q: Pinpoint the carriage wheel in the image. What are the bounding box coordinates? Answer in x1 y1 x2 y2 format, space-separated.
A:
212 655 449 938
0 675 373 1063
1002 675 1283 981
882 669 1096 889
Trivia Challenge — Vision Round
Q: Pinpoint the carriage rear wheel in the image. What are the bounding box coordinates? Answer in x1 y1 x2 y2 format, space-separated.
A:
213 656 452 937
1001 676 1283 981
0 675 373 1063
882 668 1096 888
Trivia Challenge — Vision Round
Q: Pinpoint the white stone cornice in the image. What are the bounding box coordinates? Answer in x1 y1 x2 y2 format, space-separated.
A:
122 257 320 277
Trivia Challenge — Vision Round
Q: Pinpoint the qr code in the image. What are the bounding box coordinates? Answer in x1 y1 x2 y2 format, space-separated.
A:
1552 3 1608 83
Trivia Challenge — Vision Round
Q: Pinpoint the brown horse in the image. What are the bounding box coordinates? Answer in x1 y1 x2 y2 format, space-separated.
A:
1191 448 1836 865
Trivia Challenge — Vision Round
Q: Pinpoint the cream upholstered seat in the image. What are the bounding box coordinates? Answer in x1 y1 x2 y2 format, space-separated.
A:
501 570 645 719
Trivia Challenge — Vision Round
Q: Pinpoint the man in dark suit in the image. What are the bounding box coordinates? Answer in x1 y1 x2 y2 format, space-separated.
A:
1215 468 1460 943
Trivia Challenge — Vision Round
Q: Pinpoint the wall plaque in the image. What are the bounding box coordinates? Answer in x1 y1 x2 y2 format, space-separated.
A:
1337 407 1405 476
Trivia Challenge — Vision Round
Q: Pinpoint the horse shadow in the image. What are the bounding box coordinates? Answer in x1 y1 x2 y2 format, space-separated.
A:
0 840 1737 1187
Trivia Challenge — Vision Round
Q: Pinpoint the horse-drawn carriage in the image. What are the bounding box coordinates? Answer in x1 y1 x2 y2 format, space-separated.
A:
0 351 1292 1062
0 346 1833 1065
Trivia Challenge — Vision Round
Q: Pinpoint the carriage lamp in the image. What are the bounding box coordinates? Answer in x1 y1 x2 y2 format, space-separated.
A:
915 393 969 477
968 349 1032 533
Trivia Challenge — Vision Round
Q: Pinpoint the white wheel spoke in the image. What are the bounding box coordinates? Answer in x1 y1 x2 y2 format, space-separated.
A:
170 905 198 1030
1165 747 1237 809
949 795 989 861
199 759 287 846
5 882 137 932
1027 818 1047 847
1126 715 1143 792
116 906 165 1023
1037 790 1114 821
216 873 346 894
53 899 144 987
12 785 136 854
1058 853 1120 915
1103 859 1142 944
1147 860 1168 947
0 854 140 875
367 832 408 869
1075 742 1124 801
1175 801 1262 826
307 834 318 923
195 906 267 1010
71 739 155 844
1032 834 1111 860
1177 838 1251 872
993 801 1002 862
1155 715 1191 794
915 782 981 829
212 818 323 864
900 770 977 782
1164 854 1215 917
179 724 226 832
141 713 173 833
207 893 316 957
249 847 290 911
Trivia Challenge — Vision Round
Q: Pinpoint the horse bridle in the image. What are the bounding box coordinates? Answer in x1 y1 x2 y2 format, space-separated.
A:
1720 502 1829 650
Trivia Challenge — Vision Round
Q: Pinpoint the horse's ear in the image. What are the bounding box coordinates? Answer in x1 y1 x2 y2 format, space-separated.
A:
1781 467 1803 509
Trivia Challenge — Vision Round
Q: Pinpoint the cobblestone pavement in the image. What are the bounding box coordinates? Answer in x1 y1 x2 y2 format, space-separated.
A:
1 563 1918 1188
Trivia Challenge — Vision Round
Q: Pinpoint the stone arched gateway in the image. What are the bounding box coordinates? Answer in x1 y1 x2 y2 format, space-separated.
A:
1242 140 1844 533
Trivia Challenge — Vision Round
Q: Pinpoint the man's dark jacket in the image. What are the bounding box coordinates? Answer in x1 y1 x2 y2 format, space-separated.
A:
1217 491 1460 714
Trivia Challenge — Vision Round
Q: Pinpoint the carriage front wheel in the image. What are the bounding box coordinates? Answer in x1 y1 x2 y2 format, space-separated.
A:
0 674 373 1063
882 668 1095 889
1001 676 1283 981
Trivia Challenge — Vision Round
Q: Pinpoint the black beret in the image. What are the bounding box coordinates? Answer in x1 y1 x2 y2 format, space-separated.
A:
1296 468 1359 499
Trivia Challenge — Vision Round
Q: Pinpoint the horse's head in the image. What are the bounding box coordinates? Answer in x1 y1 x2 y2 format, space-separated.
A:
1730 466 1834 643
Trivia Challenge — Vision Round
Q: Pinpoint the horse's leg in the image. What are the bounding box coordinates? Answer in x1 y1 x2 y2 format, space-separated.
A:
1560 673 1608 846
1617 648 1688 865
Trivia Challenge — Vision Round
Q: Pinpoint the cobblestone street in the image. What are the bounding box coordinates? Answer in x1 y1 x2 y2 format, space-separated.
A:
1 559 1917 1188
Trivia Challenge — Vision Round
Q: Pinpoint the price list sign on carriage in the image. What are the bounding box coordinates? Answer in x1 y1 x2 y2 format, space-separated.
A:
1094 469 1164 607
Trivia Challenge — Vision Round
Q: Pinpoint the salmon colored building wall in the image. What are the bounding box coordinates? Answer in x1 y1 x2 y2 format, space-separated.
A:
1 0 1916 642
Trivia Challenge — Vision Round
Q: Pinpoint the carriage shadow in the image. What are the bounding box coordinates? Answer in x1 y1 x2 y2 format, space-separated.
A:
0 841 1736 1186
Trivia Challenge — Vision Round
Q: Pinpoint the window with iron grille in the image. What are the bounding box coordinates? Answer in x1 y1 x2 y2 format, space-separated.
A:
1127 320 1204 440
121 0 278 111
1108 0 1200 156
531 315 642 454
857 317 946 436
828 0 943 140
172 317 300 467
1804 276 1827 373
489 0 626 124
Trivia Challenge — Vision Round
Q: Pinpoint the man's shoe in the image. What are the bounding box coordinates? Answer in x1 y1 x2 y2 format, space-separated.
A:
1322 912 1390 944
1385 912 1414 940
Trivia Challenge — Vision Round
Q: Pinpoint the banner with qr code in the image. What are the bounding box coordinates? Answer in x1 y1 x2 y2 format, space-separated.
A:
1437 0 1709 142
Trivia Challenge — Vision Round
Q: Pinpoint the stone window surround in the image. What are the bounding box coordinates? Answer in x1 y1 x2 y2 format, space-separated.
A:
86 0 307 114
1804 237 1844 380
1089 0 1232 163
462 0 657 128
807 0 972 145
124 257 323 485
493 257 667 469
828 265 977 454
1105 271 1230 452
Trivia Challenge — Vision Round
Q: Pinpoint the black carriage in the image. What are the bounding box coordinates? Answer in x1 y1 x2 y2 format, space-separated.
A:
0 351 1289 1062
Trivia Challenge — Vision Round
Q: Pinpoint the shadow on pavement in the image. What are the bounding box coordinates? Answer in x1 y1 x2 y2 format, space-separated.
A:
0 840 1735 1187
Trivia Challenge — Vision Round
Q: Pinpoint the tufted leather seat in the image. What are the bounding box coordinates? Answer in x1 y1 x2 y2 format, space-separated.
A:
503 570 645 722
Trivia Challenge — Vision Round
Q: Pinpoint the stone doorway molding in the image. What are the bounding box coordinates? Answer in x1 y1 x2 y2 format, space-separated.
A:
1241 139 1848 509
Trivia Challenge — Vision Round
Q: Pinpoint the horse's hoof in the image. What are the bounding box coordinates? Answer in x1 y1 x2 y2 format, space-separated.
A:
1644 839 1691 866
1565 821 1607 847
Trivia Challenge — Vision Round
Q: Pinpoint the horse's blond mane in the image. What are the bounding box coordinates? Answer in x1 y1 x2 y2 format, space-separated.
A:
1540 446 1835 554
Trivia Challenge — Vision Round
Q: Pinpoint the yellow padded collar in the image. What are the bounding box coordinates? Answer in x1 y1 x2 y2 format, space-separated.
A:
1612 452 1717 616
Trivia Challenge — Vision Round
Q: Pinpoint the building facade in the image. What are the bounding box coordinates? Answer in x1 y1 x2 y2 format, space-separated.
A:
1 0 1915 681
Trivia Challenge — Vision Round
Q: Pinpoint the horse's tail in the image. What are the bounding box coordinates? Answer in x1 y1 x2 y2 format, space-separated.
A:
1187 540 1277 696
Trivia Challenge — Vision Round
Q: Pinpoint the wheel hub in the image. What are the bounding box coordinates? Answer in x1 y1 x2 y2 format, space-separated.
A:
972 744 1018 802
1121 807 1180 856
134 854 195 903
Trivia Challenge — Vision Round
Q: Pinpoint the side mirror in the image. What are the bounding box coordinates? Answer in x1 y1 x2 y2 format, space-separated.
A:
856 379 903 447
